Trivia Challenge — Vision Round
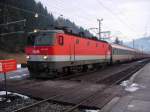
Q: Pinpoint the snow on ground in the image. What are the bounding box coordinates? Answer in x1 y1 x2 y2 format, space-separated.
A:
0 91 29 99
124 83 140 92
0 91 11 95
120 80 130 87
13 93 29 99
9 73 28 79
120 65 146 92
85 110 99 112
17 64 21 69
120 81 146 92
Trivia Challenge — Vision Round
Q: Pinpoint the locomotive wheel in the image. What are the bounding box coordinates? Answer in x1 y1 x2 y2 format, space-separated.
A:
82 65 88 72
28 70 37 78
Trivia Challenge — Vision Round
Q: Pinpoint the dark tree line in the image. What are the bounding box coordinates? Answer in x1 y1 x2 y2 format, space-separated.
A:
0 0 92 53
114 37 123 45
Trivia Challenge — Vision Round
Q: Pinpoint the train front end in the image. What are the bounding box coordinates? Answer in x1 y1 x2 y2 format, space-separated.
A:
25 30 63 78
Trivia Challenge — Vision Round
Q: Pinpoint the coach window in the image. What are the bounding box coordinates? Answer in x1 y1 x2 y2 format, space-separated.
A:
58 36 64 45
114 49 115 54
113 49 115 54
76 39 80 44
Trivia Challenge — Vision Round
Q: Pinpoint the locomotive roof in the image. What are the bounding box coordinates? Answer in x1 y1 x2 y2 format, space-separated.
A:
28 30 108 44
111 43 137 51
28 30 64 34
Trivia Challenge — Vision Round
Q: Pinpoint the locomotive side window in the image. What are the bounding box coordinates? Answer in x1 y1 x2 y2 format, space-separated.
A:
87 41 90 46
58 36 64 45
76 39 80 44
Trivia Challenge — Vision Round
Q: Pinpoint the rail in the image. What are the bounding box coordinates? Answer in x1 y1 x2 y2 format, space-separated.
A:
65 60 149 112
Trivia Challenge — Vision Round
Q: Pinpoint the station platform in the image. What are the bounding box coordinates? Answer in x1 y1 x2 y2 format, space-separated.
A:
101 62 150 112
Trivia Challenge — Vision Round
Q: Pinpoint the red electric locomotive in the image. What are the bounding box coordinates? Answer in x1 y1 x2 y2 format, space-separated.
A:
25 30 111 78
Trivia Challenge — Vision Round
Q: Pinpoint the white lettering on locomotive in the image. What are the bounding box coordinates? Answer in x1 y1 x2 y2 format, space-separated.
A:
32 50 40 54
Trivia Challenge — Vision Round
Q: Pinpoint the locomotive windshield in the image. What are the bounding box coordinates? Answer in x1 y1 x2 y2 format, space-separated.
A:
27 33 55 46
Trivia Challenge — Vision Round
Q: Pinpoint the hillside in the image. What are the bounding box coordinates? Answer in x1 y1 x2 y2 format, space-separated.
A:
0 50 26 63
0 0 92 53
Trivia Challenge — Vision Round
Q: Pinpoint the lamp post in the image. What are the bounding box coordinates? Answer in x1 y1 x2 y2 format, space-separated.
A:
34 13 38 32
97 18 103 40
58 14 63 27
34 13 39 18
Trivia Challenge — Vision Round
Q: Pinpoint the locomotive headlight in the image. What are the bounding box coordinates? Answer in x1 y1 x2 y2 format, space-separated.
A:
43 56 48 60
26 55 30 59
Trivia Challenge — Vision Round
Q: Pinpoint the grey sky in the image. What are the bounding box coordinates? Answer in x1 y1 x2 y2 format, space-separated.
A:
36 0 150 41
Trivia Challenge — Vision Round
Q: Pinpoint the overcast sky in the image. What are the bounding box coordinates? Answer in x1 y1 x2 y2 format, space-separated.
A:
36 0 150 41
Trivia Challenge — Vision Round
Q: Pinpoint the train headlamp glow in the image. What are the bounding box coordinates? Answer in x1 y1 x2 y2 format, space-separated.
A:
26 55 30 59
43 56 48 60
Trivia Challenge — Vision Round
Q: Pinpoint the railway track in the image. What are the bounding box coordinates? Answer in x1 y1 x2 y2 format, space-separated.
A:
56 60 148 85
65 59 149 112
11 59 149 112
12 82 88 112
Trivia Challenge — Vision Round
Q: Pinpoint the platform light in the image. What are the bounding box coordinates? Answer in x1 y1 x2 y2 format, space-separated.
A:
43 56 48 60
26 55 30 59
33 29 37 33
34 13 39 18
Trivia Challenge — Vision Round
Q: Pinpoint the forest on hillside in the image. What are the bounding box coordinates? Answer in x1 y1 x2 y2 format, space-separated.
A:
0 0 92 53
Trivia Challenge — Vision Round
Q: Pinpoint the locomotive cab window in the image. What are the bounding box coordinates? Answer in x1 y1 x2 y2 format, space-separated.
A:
76 39 80 44
27 33 55 46
58 36 64 45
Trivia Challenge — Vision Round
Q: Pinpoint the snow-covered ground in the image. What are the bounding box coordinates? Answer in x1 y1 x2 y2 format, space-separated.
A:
85 110 100 112
17 64 21 69
0 91 29 102
0 66 29 80
0 91 29 99
120 66 145 92
120 81 145 92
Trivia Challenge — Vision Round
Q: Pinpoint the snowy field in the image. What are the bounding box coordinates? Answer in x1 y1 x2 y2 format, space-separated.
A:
0 64 29 80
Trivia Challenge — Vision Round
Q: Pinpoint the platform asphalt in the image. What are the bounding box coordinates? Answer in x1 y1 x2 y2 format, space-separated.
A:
101 62 150 112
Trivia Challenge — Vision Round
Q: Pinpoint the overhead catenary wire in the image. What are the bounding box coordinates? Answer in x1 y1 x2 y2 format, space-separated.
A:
0 2 93 31
0 1 137 38
51 0 133 38
96 0 137 33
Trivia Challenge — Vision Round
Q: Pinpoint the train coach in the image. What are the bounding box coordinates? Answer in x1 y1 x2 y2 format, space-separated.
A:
111 44 149 63
111 44 136 63
25 30 148 78
25 30 111 78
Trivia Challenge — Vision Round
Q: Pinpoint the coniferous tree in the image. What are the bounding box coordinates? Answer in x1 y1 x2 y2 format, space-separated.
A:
0 0 92 53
